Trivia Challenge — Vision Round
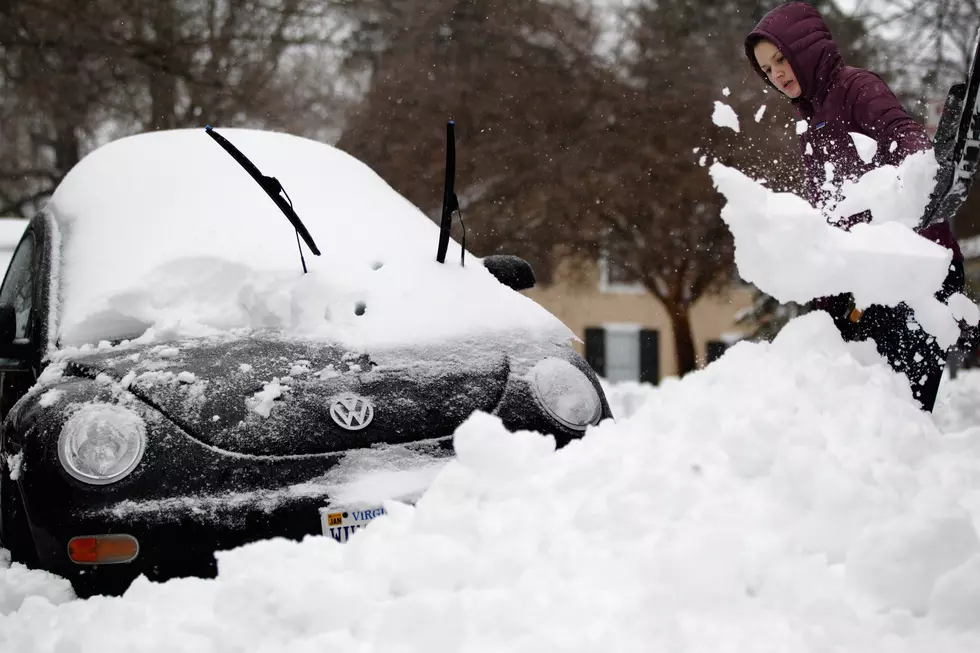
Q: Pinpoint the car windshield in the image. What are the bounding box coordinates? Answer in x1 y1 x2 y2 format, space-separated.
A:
47 129 569 350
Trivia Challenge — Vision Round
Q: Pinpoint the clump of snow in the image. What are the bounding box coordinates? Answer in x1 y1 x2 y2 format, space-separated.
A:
4 315 980 649
157 347 180 359
289 360 312 376
934 369 980 433
754 105 767 122
317 364 341 380
709 161 961 348
850 131 878 164
599 379 658 420
238 363 253 373
49 129 571 351
247 378 290 418
177 371 196 384
5 453 23 480
319 444 451 506
0 550 75 616
712 101 740 133
796 119 808 135
828 150 940 230
95 372 115 385
947 293 980 326
846 508 980 616
722 87 730 97
35 361 67 387
38 389 63 407
930 554 980 630
698 155 707 167
805 142 814 156
133 370 178 388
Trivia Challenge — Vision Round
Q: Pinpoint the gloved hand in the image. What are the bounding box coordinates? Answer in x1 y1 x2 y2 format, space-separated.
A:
807 293 861 340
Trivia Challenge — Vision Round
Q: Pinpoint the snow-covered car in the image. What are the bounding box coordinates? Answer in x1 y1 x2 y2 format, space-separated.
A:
0 128 611 597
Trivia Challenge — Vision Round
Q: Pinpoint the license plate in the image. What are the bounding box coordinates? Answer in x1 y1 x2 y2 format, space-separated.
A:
319 505 387 543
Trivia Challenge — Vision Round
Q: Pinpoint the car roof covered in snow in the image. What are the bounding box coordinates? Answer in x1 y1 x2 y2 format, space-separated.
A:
46 128 569 349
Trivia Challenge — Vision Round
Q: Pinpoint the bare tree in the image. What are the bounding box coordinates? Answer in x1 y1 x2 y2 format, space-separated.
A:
855 0 979 99
335 0 609 281
851 0 980 242
0 0 351 216
335 0 799 375
559 0 806 374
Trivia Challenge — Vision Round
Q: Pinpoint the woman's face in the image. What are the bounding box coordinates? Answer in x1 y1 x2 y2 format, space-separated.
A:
753 40 801 99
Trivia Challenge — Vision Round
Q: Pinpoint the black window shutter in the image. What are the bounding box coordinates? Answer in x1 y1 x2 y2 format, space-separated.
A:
584 327 605 377
706 340 727 364
639 328 659 385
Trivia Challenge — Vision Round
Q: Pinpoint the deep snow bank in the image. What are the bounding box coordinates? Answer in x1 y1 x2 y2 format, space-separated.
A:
2 314 980 651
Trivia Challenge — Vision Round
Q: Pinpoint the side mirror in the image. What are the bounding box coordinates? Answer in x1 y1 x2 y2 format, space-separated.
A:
0 303 15 345
483 255 536 291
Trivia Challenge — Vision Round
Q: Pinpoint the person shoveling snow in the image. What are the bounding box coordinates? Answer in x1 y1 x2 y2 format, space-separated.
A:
738 1 968 412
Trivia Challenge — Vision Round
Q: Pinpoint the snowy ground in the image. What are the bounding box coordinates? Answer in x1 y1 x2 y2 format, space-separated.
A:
3 312 980 652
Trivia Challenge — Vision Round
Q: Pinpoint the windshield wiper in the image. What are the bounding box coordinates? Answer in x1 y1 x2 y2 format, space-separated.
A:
436 120 465 266
205 126 321 272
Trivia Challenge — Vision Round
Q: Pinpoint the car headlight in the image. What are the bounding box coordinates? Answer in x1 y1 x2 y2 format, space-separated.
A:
528 358 602 431
58 404 146 485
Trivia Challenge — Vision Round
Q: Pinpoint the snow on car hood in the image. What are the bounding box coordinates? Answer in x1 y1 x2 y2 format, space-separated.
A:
47 128 571 349
64 334 510 457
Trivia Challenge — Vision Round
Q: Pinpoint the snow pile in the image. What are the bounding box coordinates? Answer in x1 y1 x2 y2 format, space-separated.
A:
933 367 980 434
599 377 659 420
3 315 980 650
0 551 75 616
48 129 570 350
712 101 740 133
709 159 969 348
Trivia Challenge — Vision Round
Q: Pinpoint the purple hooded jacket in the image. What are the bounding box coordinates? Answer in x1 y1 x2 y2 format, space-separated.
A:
745 2 961 259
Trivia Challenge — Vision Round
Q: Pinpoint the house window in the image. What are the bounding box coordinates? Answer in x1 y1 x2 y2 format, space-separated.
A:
598 250 644 294
605 324 641 382
584 325 660 384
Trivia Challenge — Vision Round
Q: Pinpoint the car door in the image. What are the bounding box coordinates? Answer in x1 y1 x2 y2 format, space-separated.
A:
0 228 41 422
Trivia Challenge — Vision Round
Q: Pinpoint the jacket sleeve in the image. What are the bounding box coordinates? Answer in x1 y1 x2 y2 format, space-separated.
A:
849 72 932 167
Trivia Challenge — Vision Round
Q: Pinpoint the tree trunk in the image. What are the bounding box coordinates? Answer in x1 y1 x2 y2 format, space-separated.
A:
147 0 178 132
149 71 178 131
668 306 697 377
51 119 81 176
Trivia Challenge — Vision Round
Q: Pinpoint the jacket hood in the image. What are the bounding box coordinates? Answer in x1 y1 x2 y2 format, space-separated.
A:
745 2 842 105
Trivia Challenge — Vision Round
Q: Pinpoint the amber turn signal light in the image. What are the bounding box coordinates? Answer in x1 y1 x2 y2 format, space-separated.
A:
68 534 139 564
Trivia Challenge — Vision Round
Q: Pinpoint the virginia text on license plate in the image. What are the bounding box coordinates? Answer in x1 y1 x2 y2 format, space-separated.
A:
319 505 387 543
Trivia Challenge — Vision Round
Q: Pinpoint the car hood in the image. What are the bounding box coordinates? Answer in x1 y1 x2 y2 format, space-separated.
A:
64 335 509 456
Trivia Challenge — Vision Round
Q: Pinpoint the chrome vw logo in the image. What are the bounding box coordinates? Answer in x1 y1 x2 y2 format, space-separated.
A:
329 394 375 431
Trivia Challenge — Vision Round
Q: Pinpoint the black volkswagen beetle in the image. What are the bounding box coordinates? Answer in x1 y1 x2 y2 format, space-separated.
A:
0 127 611 597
